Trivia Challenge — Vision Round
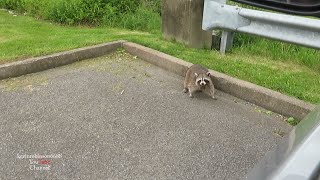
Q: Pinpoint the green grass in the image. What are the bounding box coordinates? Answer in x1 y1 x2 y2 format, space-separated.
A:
287 117 300 126
0 10 156 61
0 10 320 104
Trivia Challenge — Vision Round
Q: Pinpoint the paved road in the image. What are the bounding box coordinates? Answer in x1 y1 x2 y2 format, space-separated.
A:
0 51 292 179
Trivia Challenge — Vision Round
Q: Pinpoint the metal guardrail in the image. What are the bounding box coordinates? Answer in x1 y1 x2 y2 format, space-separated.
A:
231 0 320 17
202 0 320 53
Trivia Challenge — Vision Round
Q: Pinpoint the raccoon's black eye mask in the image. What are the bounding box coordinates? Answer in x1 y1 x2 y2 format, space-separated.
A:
204 79 210 83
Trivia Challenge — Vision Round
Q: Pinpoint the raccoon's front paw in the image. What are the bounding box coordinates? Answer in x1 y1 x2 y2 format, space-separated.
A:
212 96 217 100
189 94 194 98
183 88 188 93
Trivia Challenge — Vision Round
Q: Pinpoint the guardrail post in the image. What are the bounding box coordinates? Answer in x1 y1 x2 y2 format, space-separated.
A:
220 31 234 54
162 0 212 49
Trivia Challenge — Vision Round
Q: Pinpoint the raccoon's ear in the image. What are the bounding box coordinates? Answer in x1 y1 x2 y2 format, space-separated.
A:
194 73 198 77
207 72 211 77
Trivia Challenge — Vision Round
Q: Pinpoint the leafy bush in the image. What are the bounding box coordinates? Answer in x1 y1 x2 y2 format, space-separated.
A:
104 0 140 14
48 0 106 25
0 0 25 12
113 6 161 32
23 0 52 18
0 0 161 31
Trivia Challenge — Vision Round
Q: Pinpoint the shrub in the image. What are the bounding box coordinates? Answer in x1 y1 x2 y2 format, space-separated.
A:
115 6 161 32
0 0 162 32
48 0 108 25
23 0 52 18
0 0 25 12
104 0 140 14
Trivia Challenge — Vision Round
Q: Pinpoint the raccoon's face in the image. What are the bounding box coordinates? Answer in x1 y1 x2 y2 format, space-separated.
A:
195 73 210 87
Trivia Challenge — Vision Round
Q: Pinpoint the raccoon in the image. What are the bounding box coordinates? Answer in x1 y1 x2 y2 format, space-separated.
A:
183 64 217 99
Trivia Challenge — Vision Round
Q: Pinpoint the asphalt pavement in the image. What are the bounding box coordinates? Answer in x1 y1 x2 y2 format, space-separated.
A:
0 50 292 179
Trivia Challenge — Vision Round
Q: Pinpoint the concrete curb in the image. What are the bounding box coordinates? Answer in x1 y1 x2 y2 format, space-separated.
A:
209 70 316 120
0 40 315 120
123 42 316 120
0 40 125 80
123 42 193 76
